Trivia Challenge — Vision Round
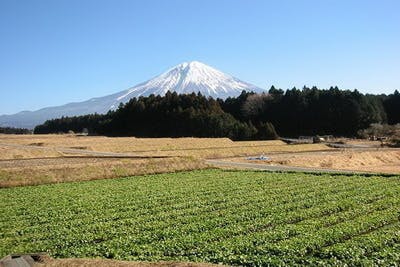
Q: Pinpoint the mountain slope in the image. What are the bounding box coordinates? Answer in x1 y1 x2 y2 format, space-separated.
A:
117 61 264 100
0 61 265 129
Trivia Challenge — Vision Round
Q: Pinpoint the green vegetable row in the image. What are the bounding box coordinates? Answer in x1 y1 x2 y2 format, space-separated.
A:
1 169 399 266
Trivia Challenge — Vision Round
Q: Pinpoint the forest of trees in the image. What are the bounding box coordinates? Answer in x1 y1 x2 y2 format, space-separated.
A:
34 93 264 140
34 87 400 140
220 87 392 137
383 90 400 125
0 126 31 134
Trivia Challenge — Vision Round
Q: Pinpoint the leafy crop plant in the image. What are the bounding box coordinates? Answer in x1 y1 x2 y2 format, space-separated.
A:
1 170 399 266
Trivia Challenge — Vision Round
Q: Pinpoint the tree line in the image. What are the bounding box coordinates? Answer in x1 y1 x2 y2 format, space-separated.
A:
34 87 400 140
34 93 266 140
0 126 31 134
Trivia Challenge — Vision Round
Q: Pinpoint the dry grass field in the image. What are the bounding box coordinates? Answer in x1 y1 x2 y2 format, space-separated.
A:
0 157 206 188
240 149 400 174
0 144 62 159
0 134 330 159
8 134 400 186
2 134 399 187
0 134 332 187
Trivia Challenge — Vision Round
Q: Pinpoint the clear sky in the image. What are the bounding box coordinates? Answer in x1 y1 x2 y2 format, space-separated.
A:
0 0 399 114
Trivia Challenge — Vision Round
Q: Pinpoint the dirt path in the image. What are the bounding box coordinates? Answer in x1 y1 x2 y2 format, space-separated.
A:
1 254 226 267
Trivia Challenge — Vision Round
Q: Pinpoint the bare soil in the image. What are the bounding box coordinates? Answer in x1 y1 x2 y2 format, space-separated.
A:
33 255 226 267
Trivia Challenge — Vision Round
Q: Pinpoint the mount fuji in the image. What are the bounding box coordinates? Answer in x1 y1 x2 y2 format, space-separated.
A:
0 61 265 129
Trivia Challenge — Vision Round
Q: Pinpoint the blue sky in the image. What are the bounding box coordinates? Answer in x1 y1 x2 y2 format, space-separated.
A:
0 0 399 114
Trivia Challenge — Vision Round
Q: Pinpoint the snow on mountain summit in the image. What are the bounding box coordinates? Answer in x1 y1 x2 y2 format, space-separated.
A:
0 61 265 129
116 61 264 101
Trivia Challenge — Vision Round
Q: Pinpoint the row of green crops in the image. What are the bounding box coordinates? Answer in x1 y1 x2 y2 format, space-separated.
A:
1 169 399 266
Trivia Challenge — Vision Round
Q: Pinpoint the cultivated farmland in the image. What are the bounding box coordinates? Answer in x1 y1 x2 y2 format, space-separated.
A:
0 134 329 159
1 169 399 266
0 134 331 187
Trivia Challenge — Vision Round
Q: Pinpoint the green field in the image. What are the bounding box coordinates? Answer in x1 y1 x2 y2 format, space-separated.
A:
1 169 400 266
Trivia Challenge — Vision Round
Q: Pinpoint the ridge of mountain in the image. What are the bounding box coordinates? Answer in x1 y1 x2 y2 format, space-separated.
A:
0 61 265 129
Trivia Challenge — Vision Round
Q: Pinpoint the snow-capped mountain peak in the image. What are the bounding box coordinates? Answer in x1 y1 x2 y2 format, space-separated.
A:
0 61 265 129
117 61 263 101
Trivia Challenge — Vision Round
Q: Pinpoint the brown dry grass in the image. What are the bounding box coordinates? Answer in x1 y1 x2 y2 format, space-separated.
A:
155 143 330 159
0 134 330 160
0 145 62 159
34 255 226 267
240 149 400 174
0 134 236 153
0 134 332 187
0 157 206 188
